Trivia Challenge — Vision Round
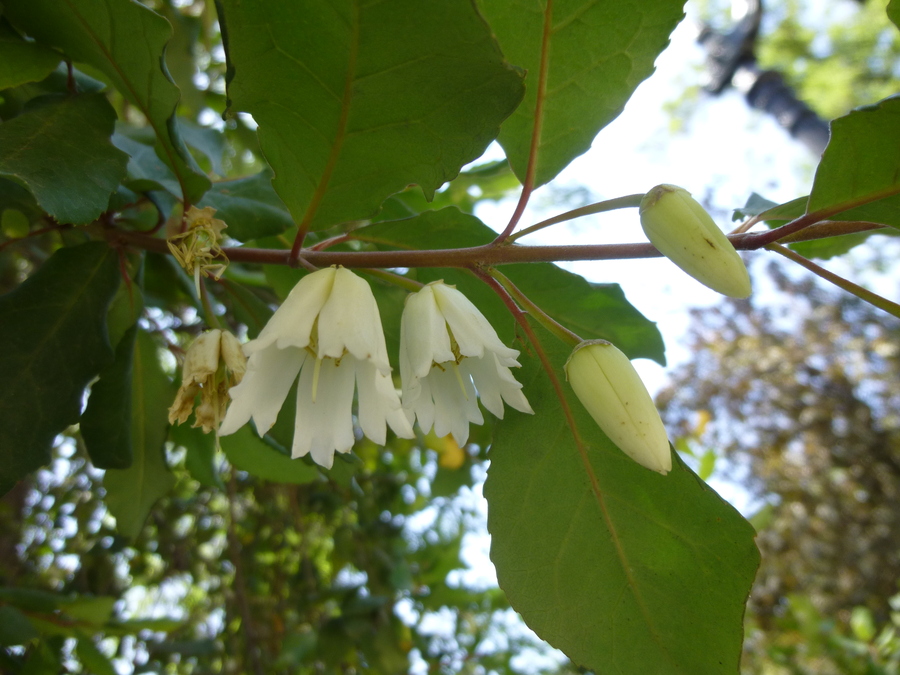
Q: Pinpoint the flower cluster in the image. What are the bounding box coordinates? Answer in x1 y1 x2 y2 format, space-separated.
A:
216 268 533 468
174 265 671 476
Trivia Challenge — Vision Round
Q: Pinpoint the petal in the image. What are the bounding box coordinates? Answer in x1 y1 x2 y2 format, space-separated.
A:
292 356 356 468
182 329 221 385
219 345 305 437
219 330 247 380
405 373 436 434
428 365 481 445
246 267 335 356
318 268 392 373
463 354 533 418
432 283 519 361
356 360 414 443
400 286 454 382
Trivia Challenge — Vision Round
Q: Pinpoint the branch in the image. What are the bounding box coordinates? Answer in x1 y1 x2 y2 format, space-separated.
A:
766 243 900 319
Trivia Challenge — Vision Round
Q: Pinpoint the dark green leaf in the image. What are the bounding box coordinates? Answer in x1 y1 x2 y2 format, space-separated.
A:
4 0 211 202
112 131 183 197
179 119 227 176
218 0 524 230
355 208 665 363
888 0 900 32
198 173 294 242
170 423 223 489
485 330 759 672
75 638 117 675
104 617 183 635
81 324 137 470
0 21 61 90
104 330 176 538
20 639 61 674
0 605 38 646
478 0 686 186
0 587 66 612
221 426 319 485
64 596 116 625
0 242 119 495
809 97 900 219
0 94 128 224
217 278 274 339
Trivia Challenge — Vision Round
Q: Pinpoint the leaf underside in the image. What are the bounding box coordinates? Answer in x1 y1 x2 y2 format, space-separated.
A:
485 331 759 673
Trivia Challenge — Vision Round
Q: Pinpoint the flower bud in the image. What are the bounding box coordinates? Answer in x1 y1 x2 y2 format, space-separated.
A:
564 340 671 474
640 184 751 298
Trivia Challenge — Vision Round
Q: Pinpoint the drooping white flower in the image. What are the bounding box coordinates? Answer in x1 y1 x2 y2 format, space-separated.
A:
399 281 533 444
219 266 413 468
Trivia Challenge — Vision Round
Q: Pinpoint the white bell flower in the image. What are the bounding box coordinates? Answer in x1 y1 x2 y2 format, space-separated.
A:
219 266 413 468
399 281 533 444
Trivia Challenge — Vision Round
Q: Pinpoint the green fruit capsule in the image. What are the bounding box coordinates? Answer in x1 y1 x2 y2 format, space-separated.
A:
564 340 672 475
640 184 751 298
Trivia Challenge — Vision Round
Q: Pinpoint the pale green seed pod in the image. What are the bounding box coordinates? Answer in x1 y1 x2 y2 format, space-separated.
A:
640 184 751 298
564 340 671 475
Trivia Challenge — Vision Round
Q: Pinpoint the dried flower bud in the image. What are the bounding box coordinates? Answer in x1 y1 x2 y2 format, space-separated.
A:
169 329 247 434
640 184 751 298
564 340 671 475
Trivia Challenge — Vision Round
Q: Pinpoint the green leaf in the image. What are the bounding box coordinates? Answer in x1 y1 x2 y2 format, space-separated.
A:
221 426 319 485
81 324 138 470
104 330 176 539
111 131 184 197
0 242 119 495
63 596 116 625
170 423 223 489
104 617 183 634
355 208 665 363
198 173 294 242
81 258 145 470
0 21 61 90
0 587 67 612
179 119 227 176
0 605 38 646
75 638 117 675
808 97 900 220
0 94 128 224
478 0 686 186
888 0 900 32
485 331 759 672
217 278 274 339
3 0 211 202
218 0 524 231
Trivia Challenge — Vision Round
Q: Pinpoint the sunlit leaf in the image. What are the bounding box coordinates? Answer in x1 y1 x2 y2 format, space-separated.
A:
0 94 128 224
809 97 900 220
218 0 524 231
4 0 211 202
485 330 758 672
0 242 119 495
478 0 686 186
